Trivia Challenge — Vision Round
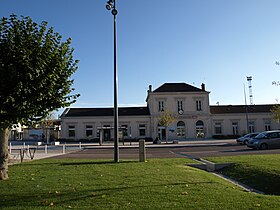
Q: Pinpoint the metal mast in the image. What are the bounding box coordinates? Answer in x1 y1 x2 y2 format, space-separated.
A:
247 76 253 105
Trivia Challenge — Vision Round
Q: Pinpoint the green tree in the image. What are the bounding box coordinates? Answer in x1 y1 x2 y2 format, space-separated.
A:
271 104 280 127
0 14 79 180
158 110 176 143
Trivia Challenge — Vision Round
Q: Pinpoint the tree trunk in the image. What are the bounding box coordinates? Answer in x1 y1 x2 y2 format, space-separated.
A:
0 127 9 180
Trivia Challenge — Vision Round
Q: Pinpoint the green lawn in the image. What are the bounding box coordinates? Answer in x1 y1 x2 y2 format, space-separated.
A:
208 154 280 195
0 158 280 210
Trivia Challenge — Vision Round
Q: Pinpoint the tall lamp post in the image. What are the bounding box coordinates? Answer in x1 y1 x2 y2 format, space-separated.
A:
106 0 119 162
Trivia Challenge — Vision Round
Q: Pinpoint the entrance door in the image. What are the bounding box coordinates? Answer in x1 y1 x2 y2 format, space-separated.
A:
158 127 166 140
103 129 111 141
177 121 186 139
196 120 204 138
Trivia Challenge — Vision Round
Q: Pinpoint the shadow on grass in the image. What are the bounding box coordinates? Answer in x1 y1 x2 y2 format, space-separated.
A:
11 160 139 167
219 165 280 195
60 160 139 166
0 181 218 208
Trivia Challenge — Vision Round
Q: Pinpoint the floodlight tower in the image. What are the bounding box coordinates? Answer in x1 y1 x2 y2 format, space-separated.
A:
247 76 253 105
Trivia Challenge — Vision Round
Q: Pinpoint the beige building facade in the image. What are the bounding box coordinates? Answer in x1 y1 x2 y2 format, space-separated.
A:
60 83 279 141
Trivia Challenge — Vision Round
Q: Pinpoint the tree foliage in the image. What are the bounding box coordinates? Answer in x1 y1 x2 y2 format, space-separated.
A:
158 110 176 127
0 14 79 180
271 104 280 124
0 14 79 128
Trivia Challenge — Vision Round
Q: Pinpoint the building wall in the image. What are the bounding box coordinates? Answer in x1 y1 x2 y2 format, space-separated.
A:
60 88 279 140
147 90 212 139
61 115 151 140
211 113 277 136
60 111 278 140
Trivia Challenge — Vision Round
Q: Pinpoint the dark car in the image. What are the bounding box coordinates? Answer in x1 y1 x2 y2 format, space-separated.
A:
236 132 259 145
247 130 280 150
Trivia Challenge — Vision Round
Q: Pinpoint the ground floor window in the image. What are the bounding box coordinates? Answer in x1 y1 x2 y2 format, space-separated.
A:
265 121 271 131
97 129 100 138
196 120 204 138
248 121 255 133
177 121 185 138
232 122 238 135
68 125 76 138
214 122 222 134
139 124 146 136
121 124 128 137
103 125 111 141
85 125 93 137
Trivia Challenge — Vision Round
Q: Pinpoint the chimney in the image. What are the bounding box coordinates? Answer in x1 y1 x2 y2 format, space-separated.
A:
149 85 152 92
201 83 205 91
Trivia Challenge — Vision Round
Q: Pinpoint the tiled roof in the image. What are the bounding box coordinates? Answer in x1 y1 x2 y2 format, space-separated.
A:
62 107 150 117
210 104 274 114
153 83 205 93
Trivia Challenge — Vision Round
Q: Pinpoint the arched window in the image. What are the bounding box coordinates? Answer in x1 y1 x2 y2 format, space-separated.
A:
177 121 185 127
196 120 204 138
177 121 185 139
196 121 204 126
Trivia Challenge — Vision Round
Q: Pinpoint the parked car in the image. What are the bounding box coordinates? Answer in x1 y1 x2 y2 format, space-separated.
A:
236 132 259 145
247 130 280 149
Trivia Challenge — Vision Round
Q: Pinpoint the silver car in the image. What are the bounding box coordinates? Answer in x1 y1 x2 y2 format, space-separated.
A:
236 132 259 145
247 130 280 149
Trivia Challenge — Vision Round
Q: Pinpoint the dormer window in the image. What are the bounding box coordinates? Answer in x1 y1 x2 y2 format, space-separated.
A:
158 101 164 112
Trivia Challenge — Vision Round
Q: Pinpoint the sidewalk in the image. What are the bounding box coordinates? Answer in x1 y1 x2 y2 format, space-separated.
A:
83 139 236 149
8 139 236 163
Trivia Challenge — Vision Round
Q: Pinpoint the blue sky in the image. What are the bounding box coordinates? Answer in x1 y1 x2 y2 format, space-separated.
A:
1 0 280 109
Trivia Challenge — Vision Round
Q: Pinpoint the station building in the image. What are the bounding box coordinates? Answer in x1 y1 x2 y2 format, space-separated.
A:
60 83 278 141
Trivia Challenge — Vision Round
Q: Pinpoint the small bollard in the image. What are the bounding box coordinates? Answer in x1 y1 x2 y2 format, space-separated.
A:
45 144 48 154
79 142 82 149
139 139 146 162
63 145 66 154
23 142 26 149
9 142 12 154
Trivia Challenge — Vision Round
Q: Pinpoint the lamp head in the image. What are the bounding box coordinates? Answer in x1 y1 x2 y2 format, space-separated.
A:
112 9 118 15
106 4 112 10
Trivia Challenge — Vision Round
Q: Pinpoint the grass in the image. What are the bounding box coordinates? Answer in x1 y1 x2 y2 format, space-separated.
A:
0 158 279 209
207 154 280 195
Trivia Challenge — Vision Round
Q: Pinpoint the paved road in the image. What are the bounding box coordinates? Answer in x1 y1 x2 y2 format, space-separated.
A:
50 142 280 160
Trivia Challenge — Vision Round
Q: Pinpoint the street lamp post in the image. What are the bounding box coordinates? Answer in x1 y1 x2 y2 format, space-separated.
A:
106 0 119 162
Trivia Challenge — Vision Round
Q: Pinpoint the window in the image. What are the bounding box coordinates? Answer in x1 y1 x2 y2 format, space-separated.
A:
177 121 185 138
177 100 183 112
158 101 164 112
265 122 271 131
249 121 255 133
85 125 93 137
214 122 222 134
196 121 204 138
68 125 76 138
196 100 202 111
97 128 100 138
232 122 238 135
139 124 146 136
121 124 128 137
269 132 279 138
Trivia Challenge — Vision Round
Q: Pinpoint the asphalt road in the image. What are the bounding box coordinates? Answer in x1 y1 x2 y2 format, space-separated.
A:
51 143 280 160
